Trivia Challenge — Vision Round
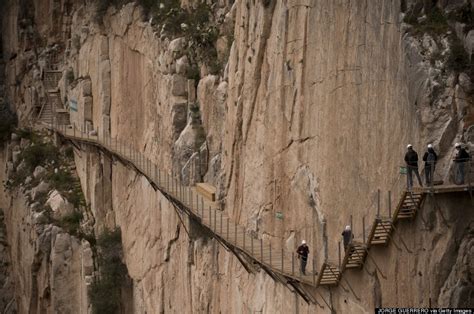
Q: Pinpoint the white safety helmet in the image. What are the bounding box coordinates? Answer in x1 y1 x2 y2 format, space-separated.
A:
345 225 351 230
407 144 413 149
301 240 306 245
427 144 433 149
455 142 461 148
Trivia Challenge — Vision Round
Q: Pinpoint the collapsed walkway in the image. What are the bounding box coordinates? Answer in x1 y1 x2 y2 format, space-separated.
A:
46 123 472 304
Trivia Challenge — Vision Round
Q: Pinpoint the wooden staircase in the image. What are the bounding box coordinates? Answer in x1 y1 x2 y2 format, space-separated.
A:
316 263 341 286
393 191 425 221
367 217 394 247
341 242 367 270
37 101 53 124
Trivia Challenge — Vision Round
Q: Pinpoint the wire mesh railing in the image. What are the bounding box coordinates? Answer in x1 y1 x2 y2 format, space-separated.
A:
49 121 321 285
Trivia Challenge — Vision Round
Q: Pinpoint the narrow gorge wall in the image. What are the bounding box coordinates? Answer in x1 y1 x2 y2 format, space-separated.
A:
1 0 473 313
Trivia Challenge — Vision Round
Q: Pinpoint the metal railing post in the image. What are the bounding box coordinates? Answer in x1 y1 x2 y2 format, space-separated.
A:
220 211 223 234
227 218 230 240
251 235 254 256
214 208 216 232
234 223 237 245
312 258 316 284
338 241 341 269
281 248 284 272
377 189 381 217
363 217 366 244
269 243 272 268
209 206 212 229
350 214 353 233
388 190 392 218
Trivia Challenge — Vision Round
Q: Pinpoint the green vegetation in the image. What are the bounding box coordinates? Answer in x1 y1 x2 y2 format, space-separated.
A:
48 168 86 208
93 0 228 77
89 228 129 314
404 7 449 35
57 210 83 235
20 142 59 171
446 38 472 73
5 130 86 210
0 102 16 145
65 69 75 85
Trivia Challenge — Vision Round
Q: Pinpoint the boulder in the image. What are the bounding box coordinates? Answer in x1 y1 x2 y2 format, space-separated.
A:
458 72 472 93
33 165 47 179
10 133 19 141
168 37 186 58
176 56 189 75
46 190 74 219
17 160 28 174
12 151 21 164
25 176 33 185
31 181 50 200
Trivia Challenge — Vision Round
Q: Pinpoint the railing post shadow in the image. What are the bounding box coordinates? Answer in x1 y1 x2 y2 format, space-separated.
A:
269 243 272 268
292 252 295 275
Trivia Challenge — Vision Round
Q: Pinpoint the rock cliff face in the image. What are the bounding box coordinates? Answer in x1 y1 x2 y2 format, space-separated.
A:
1 0 473 313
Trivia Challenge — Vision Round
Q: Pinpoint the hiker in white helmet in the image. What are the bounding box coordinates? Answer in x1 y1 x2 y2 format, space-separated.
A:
422 144 438 186
296 240 309 275
404 144 423 190
341 225 353 251
454 143 470 185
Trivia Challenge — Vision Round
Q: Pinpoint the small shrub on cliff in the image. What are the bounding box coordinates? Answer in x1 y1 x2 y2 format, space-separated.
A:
89 228 129 314
0 102 16 145
405 7 449 36
446 38 472 74
57 211 83 235
20 142 59 171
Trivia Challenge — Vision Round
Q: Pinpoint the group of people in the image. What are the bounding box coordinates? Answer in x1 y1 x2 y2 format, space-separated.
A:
404 142 471 189
294 142 471 276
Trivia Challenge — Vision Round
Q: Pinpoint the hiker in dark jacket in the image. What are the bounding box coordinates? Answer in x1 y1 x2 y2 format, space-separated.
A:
296 240 309 275
422 144 438 186
405 144 423 189
341 225 353 251
454 143 470 185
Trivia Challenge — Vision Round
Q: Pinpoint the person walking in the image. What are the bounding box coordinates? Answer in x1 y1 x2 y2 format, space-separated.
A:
341 225 353 251
454 143 470 185
405 144 423 190
296 240 309 275
422 144 438 186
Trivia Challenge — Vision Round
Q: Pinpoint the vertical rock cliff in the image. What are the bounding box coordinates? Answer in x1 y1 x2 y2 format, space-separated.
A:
1 0 473 313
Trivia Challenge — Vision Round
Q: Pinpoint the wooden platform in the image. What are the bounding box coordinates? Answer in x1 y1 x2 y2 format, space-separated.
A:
413 184 473 194
196 182 217 201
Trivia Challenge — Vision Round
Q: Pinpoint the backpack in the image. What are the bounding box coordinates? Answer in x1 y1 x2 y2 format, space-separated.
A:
427 152 436 164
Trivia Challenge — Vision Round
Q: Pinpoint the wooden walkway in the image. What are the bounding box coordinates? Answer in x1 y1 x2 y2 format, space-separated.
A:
47 123 472 301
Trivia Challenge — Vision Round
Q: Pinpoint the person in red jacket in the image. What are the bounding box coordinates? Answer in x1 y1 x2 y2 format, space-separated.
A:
296 240 309 275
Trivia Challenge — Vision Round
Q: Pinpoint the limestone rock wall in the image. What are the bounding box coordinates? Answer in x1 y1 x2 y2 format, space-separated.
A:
1 0 473 313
